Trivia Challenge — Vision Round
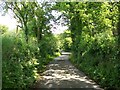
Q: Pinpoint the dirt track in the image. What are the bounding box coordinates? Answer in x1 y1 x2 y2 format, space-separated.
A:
33 53 103 89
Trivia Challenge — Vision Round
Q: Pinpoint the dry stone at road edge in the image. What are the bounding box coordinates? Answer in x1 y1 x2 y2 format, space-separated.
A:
33 53 103 89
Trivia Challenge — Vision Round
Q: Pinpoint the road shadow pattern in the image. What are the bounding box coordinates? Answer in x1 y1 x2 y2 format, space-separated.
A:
33 54 103 89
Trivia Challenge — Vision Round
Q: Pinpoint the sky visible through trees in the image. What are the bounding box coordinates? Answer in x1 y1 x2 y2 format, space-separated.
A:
0 7 68 34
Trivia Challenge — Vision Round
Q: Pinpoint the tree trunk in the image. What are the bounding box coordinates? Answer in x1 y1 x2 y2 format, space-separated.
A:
37 27 42 43
117 3 120 59
24 23 28 43
118 4 120 46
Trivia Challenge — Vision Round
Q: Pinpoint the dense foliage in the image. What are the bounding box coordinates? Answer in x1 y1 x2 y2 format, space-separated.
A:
55 2 120 89
2 1 58 88
2 32 38 88
2 27 57 88
56 30 72 51
1 1 120 89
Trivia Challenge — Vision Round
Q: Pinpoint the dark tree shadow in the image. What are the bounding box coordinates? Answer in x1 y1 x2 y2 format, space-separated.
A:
32 54 103 90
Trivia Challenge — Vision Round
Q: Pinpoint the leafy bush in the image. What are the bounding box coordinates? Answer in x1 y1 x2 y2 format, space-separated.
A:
37 34 58 69
2 31 58 88
70 29 120 89
56 30 72 52
2 33 40 88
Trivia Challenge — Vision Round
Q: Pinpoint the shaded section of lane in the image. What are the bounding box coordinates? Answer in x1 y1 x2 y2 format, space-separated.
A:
33 52 103 89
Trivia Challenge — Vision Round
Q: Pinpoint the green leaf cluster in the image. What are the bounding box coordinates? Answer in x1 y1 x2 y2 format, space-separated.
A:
55 2 120 89
2 28 57 88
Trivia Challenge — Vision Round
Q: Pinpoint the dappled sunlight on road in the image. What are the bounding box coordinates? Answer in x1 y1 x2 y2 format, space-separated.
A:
33 54 103 89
